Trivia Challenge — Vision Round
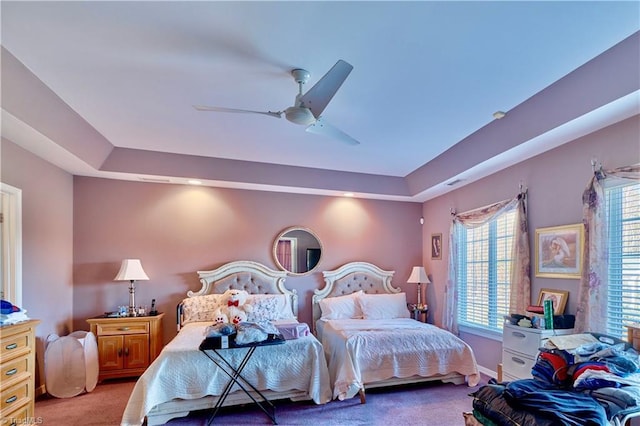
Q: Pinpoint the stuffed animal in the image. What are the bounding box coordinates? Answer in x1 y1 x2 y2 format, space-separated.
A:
212 289 253 325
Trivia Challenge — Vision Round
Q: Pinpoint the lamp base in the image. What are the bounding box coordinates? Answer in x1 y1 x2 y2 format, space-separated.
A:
129 280 137 317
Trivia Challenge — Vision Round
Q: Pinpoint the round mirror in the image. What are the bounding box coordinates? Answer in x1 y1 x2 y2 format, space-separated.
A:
273 227 323 275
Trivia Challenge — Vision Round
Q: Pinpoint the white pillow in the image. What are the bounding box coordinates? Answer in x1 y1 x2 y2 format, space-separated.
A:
180 294 222 325
246 294 295 321
358 292 410 320
319 291 363 320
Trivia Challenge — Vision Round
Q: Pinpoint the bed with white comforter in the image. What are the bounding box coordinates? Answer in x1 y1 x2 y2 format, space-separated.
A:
313 262 480 402
120 260 331 426
319 318 480 401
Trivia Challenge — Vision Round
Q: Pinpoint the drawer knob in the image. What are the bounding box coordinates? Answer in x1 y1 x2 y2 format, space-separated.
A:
5 343 18 350
118 327 130 331
5 368 18 376
512 331 526 339
5 395 17 404
511 357 526 365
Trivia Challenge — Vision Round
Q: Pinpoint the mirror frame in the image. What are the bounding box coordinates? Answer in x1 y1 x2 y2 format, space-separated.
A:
272 226 323 276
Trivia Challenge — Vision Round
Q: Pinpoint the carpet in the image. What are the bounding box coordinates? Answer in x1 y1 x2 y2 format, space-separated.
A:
35 376 486 425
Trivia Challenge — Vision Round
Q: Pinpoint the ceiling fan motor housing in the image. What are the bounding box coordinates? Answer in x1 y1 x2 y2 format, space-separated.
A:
285 106 316 126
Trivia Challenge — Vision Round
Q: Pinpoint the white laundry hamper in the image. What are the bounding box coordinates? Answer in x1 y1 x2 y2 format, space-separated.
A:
44 331 99 398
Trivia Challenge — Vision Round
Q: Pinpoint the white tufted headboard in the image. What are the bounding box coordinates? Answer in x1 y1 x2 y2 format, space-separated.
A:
312 262 397 325
187 260 297 316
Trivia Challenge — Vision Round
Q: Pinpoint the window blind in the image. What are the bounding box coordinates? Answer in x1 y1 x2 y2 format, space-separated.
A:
606 182 640 339
457 210 515 332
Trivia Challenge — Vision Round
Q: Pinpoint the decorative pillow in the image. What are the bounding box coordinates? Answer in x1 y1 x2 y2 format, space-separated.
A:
319 291 363 320
181 294 222 325
246 294 295 321
357 292 410 320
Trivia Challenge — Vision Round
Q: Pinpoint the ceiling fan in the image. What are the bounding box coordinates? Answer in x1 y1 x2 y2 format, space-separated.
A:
193 60 360 145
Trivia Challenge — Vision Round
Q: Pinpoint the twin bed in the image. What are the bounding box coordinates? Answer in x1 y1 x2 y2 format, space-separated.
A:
120 260 479 425
314 261 480 402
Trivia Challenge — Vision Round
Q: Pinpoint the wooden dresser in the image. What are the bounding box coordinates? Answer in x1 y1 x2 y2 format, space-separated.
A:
87 313 164 382
0 320 40 426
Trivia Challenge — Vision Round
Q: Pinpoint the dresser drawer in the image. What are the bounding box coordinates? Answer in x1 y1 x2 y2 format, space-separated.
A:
0 333 30 362
0 402 30 426
0 380 30 415
503 326 545 355
0 356 29 386
95 322 149 336
502 348 535 379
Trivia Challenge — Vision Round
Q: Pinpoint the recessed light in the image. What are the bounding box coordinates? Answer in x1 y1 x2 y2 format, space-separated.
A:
493 111 506 119
343 192 354 197
187 179 202 185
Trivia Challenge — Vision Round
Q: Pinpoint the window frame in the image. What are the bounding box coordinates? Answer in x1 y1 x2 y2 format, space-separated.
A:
605 181 640 339
455 209 516 335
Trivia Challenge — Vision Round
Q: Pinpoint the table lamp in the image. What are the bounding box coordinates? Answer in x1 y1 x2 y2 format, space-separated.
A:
407 266 430 310
114 259 149 316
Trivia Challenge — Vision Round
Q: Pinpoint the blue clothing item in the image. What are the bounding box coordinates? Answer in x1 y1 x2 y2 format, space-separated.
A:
505 379 608 426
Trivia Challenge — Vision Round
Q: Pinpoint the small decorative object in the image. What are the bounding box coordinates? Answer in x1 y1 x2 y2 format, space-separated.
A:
113 259 150 316
213 289 254 325
535 224 584 278
517 318 532 328
536 288 569 315
431 233 442 260
149 299 158 316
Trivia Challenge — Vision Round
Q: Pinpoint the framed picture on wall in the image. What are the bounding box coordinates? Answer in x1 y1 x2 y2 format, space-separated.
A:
535 223 584 279
431 233 442 260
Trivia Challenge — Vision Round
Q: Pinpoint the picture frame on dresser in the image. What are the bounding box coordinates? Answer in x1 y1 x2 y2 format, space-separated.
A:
536 288 569 315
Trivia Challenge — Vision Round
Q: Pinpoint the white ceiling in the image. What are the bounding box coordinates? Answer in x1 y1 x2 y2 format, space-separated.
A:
1 1 639 200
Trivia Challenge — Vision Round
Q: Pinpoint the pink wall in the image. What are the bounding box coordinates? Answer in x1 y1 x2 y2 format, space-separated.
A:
421 115 640 370
1 139 74 389
72 178 423 343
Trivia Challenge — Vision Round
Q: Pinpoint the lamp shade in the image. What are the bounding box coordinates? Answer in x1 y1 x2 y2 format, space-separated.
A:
114 259 149 281
407 266 430 284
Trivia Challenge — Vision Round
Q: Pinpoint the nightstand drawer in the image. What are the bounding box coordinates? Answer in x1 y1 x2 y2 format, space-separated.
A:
95 322 149 336
503 326 544 355
502 349 535 379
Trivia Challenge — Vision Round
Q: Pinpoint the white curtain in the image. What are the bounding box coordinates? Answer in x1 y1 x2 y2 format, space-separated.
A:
575 164 640 333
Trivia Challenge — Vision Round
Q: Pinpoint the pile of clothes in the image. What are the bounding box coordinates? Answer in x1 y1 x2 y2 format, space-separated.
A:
1 299 29 325
503 337 640 425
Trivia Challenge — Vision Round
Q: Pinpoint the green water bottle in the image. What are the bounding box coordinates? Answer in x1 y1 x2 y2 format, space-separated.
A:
543 299 554 330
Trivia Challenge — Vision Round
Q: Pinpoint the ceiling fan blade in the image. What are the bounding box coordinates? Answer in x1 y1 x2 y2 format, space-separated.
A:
299 60 353 118
306 117 360 145
193 105 282 119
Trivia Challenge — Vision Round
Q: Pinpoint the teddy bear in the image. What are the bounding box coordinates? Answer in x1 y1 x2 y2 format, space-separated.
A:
212 289 253 325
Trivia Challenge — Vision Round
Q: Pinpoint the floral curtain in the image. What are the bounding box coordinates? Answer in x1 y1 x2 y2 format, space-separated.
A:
575 165 640 333
443 192 530 334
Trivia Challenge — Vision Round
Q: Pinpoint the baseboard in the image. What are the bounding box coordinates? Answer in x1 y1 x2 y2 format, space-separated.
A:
476 364 497 380
35 384 46 398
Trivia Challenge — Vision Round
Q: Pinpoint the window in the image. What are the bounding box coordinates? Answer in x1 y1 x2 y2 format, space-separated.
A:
0 183 22 306
456 210 516 332
606 182 640 339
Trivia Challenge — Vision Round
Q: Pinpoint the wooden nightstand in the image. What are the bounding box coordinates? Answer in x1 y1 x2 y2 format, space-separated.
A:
0 320 40 425
408 304 429 323
87 313 164 381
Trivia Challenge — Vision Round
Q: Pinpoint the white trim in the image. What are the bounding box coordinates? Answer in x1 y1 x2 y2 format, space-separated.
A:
458 323 503 342
0 182 22 306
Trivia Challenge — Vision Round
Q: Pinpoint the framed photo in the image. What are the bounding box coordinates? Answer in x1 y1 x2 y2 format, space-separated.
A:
534 223 583 278
431 233 442 260
536 288 569 315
